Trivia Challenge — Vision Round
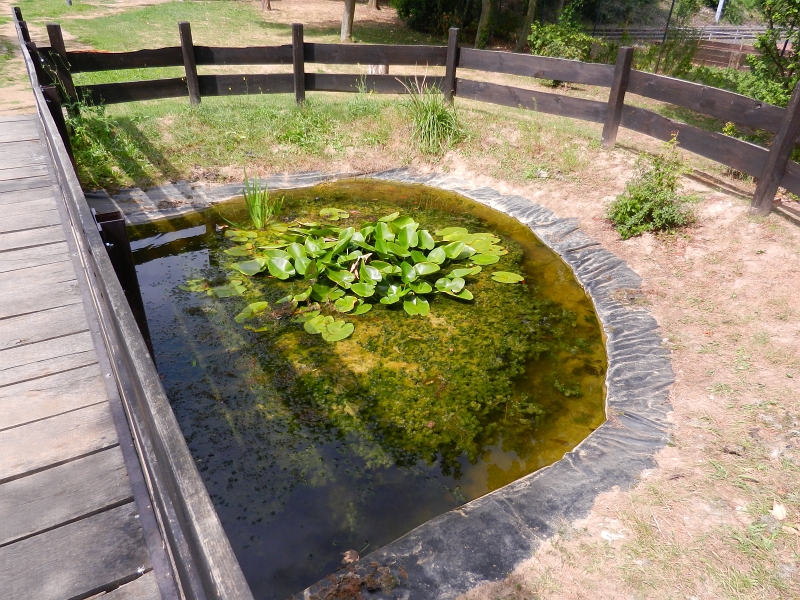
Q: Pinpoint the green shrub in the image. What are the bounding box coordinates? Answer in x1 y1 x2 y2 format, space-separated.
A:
528 22 597 62
607 138 697 239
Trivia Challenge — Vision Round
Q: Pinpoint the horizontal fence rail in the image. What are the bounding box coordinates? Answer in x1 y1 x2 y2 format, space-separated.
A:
16 14 800 217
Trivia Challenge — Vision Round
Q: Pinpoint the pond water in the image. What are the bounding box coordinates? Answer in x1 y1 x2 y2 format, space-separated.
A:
128 180 607 599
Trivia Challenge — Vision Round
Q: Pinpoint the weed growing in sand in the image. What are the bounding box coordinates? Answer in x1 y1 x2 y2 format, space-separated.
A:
607 137 697 239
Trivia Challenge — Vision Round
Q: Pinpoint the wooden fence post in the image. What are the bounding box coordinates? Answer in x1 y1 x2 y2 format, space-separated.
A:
41 84 77 173
24 42 52 87
292 23 305 105
750 80 800 216
601 46 634 150
178 21 201 106
443 27 459 103
13 8 31 43
46 23 79 110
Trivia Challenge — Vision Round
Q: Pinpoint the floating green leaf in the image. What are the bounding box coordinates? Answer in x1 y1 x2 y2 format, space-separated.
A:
231 258 267 276
403 295 430 316
322 320 355 342
449 266 482 278
435 226 468 237
359 263 382 284
414 262 441 276
427 247 447 264
418 230 435 250
267 257 296 280
286 242 306 260
334 295 358 313
491 271 525 283
435 276 465 294
352 300 372 315
409 280 433 294
294 256 312 276
210 280 246 297
291 309 319 323
443 241 465 259
327 269 355 288
224 246 252 257
319 207 350 221
378 211 400 222
397 225 419 248
234 301 270 323
304 314 334 334
472 254 500 265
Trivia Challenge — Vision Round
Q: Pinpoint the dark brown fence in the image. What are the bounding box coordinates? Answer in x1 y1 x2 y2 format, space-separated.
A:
14 11 800 216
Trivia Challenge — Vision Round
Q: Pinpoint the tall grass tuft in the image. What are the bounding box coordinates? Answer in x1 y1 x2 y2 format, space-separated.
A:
400 78 464 155
242 171 283 229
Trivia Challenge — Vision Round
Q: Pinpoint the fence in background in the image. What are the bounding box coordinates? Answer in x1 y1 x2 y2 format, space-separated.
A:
590 25 771 43
14 11 800 216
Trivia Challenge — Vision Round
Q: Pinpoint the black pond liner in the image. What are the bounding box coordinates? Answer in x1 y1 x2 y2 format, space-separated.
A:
108 169 673 600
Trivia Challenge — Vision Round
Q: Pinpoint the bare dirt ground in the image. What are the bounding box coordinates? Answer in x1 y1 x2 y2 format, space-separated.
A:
2 2 799 598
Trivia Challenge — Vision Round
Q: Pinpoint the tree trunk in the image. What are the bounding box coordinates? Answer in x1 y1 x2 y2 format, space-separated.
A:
261 0 271 11
367 0 380 10
474 0 493 48
514 0 538 52
555 0 565 21
341 0 356 42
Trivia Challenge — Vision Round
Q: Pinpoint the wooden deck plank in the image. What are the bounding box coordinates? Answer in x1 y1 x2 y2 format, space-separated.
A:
3 196 58 217
0 241 69 273
0 277 81 319
0 402 118 483
0 447 132 546
0 115 37 124
0 224 65 252
0 186 57 206
0 331 96 388
0 364 107 431
0 143 48 169
0 163 50 182
0 303 88 350
100 572 161 600
0 176 52 194
0 502 151 600
0 122 39 144
0 209 61 233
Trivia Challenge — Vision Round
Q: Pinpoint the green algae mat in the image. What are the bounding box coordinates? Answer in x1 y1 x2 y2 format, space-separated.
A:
128 180 607 599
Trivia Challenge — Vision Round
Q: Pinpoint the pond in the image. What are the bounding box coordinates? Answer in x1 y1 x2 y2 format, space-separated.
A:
128 180 607 599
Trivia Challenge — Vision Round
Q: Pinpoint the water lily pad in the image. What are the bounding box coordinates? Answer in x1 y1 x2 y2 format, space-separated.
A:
294 256 312 276
267 257 296 280
378 211 400 222
435 226 468 237
224 246 252 257
322 320 355 342
179 279 208 292
319 207 349 221
443 241 466 259
359 263 382 284
350 281 376 297
403 295 430 316
231 258 267 277
414 262 440 276
427 247 447 264
210 280 246 297
397 225 419 248
286 242 306 260
418 230 435 250
293 287 312 302
262 248 289 259
435 276 465 294
334 295 358 313
370 260 394 274
291 309 319 323
472 254 500 265
228 236 249 243
409 280 433 294
379 294 401 305
386 242 411 257
449 266 482 278
400 261 418 284
410 250 428 264
304 237 324 257
491 271 525 283
327 269 355 288
234 301 270 323
352 300 372 315
375 222 394 242
311 282 334 302
304 314 334 334
329 287 346 301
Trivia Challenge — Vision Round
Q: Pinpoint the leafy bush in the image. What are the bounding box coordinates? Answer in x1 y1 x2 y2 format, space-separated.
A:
528 22 598 62
607 138 696 239
401 80 464 155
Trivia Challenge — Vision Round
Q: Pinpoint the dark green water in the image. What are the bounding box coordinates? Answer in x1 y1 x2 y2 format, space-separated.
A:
128 180 606 599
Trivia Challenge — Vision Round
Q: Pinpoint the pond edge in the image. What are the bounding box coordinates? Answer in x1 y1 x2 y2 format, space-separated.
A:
104 170 674 600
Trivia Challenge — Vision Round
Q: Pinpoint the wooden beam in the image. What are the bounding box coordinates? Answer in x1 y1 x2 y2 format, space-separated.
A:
12 8 31 43
444 28 459 103
750 80 800 216
601 46 633 150
292 23 305 105
41 85 76 172
45 23 78 108
178 21 201 106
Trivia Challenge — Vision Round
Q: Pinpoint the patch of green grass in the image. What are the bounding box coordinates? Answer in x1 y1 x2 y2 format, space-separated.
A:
0 36 14 84
401 80 463 155
12 0 95 21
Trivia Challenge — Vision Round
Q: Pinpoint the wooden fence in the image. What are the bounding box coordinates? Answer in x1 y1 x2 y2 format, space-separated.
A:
15 12 800 216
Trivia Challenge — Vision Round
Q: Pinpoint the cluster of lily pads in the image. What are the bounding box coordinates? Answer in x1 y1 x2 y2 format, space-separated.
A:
183 208 525 342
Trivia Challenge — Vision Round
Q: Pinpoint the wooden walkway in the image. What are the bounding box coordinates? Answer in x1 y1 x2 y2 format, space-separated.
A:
0 115 172 599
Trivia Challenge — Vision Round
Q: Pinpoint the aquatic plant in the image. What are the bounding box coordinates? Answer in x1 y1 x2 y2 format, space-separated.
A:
242 172 283 229
204 209 524 341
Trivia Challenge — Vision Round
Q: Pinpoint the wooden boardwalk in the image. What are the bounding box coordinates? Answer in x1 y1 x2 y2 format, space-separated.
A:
0 115 172 599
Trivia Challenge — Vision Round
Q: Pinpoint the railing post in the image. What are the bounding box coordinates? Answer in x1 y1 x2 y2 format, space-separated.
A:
41 84 77 174
178 21 201 106
46 23 79 111
601 46 634 150
443 27 459 103
24 41 52 87
292 23 305 105
13 7 31 42
750 80 800 216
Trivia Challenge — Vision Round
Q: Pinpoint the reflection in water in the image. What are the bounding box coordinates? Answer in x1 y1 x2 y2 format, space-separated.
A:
129 181 606 599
